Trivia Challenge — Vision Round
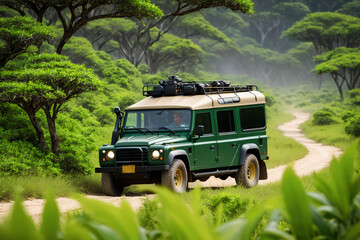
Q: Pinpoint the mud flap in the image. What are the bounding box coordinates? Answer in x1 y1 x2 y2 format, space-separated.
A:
259 160 268 180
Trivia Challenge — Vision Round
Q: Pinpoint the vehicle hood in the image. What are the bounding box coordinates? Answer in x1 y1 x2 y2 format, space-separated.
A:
114 135 188 147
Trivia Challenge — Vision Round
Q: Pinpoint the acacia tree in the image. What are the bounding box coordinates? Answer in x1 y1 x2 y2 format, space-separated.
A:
145 32 206 73
283 12 360 53
0 0 163 53
100 0 254 66
314 47 360 101
0 54 103 155
0 16 54 67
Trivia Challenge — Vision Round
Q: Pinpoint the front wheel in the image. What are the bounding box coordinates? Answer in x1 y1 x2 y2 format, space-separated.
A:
235 154 259 188
161 159 188 193
102 173 124 196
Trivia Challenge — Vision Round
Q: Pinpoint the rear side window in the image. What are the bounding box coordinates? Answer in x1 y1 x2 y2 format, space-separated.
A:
240 106 266 131
217 110 235 133
195 112 212 135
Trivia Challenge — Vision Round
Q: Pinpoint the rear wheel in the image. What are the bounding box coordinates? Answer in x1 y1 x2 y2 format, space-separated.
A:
235 154 259 188
161 159 188 193
102 173 124 196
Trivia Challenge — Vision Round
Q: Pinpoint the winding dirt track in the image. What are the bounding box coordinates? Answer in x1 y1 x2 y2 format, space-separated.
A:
0 112 343 223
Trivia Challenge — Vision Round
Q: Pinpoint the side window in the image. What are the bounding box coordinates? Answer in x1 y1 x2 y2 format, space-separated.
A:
217 110 235 133
240 106 266 130
195 112 212 135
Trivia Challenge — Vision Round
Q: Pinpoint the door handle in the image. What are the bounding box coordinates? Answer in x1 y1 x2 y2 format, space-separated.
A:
210 145 215 151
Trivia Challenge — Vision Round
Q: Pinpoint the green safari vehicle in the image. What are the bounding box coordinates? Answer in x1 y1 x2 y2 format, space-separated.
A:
96 76 268 195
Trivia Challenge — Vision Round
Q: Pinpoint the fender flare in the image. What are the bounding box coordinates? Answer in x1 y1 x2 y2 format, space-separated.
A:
239 144 267 180
167 149 189 166
239 143 261 165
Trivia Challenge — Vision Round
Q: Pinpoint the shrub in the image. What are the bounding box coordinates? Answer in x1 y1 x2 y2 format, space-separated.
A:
349 88 360 106
137 197 160 230
345 116 360 137
312 108 337 125
265 95 276 107
205 193 250 223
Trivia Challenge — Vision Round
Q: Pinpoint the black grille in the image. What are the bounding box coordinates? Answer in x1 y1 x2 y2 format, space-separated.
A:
116 148 148 165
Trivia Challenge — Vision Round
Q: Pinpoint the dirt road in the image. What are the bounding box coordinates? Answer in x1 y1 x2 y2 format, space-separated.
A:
0 112 343 223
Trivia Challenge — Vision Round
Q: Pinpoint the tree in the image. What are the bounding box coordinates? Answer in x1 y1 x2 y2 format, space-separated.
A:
96 0 254 67
0 16 54 67
283 12 360 53
336 0 360 18
314 47 360 101
242 0 310 51
0 0 163 53
145 33 206 73
0 54 103 155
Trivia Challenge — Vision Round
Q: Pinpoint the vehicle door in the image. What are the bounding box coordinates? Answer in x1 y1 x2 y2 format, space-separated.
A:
215 109 240 167
193 111 217 170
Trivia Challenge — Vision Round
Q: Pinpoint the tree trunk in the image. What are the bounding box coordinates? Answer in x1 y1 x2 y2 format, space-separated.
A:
43 107 60 155
24 107 49 152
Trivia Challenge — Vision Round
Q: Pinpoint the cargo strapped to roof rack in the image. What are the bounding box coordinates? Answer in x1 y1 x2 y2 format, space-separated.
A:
143 76 258 97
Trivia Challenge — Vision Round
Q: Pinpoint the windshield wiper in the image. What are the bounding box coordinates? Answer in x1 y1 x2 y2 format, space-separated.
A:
124 126 146 135
159 126 175 135
142 128 153 134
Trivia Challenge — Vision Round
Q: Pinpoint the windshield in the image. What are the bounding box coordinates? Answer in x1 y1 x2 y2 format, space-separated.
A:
123 109 191 133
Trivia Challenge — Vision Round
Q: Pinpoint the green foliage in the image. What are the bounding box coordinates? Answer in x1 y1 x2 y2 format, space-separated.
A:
0 16 54 67
349 88 360 106
0 138 60 176
137 197 160 230
205 193 250 223
312 107 338 125
283 12 360 52
1 141 359 239
345 116 360 137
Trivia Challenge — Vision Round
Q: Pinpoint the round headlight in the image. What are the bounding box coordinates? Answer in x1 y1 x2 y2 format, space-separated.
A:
106 150 115 160
151 150 160 160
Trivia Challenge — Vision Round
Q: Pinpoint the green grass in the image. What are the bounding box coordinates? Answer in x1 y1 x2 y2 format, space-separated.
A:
0 175 102 201
266 106 308 168
301 121 355 150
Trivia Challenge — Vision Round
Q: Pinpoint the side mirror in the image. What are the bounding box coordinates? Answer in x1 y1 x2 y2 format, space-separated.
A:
114 107 121 115
197 125 204 137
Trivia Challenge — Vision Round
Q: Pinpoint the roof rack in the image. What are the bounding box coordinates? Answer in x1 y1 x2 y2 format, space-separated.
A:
143 76 258 97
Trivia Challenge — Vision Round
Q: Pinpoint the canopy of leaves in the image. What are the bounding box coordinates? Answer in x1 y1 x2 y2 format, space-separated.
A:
336 0 360 18
283 12 360 52
314 47 360 74
0 53 103 109
0 16 54 67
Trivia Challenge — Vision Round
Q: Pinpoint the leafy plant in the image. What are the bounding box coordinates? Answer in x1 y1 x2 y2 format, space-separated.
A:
312 108 338 125
0 141 359 240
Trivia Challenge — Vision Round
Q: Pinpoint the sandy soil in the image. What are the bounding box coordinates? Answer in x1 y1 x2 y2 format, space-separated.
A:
0 112 343 224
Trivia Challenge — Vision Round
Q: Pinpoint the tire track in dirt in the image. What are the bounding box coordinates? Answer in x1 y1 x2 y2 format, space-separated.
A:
0 112 343 223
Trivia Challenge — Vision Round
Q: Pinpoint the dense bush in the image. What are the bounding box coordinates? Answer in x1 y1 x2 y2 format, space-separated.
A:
345 116 360 137
349 89 360 106
312 107 338 125
205 193 250 223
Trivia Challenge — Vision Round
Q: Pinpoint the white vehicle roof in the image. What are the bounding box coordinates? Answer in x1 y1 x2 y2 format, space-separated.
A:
126 91 265 110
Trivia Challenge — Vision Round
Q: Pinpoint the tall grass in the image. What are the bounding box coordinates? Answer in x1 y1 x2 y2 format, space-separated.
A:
266 106 308 168
301 121 355 150
0 175 102 201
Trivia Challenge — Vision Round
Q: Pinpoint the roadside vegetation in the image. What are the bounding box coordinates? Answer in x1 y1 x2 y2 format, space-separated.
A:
1 140 358 239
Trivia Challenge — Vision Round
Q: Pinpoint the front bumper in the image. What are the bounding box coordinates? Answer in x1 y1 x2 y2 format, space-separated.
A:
95 165 169 173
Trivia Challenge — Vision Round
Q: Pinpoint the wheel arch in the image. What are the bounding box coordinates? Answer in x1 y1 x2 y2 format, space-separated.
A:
240 144 267 180
167 150 191 180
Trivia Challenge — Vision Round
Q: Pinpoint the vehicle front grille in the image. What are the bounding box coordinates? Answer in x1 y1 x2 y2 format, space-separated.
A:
115 147 148 166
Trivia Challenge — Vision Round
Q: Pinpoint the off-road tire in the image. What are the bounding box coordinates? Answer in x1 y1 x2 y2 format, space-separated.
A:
161 159 188 193
102 173 124 196
235 154 259 188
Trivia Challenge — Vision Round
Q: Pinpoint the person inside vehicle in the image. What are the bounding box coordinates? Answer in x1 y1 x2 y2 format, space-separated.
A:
168 112 186 128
